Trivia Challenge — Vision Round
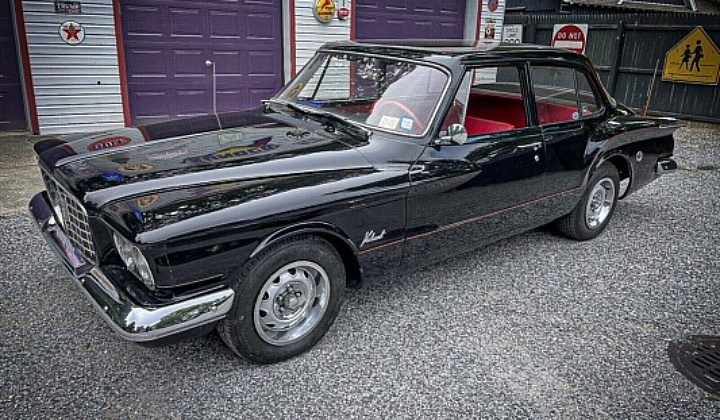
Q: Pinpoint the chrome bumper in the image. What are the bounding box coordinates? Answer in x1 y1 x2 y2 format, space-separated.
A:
29 192 235 343
656 158 678 175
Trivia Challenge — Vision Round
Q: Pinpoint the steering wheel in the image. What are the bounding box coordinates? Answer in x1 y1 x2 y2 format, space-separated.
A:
370 99 425 133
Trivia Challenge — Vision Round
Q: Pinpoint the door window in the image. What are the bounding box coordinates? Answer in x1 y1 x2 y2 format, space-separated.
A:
531 66 601 125
441 65 527 139
576 72 600 115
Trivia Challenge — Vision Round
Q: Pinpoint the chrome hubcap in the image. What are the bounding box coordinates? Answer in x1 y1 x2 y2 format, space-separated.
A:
585 177 616 229
254 261 330 346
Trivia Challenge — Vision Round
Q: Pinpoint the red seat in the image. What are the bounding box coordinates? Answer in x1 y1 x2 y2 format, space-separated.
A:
468 92 526 128
464 116 515 136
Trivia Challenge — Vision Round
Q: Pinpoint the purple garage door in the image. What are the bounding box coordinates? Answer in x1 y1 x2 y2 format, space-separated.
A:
121 0 283 124
0 0 27 131
355 0 466 40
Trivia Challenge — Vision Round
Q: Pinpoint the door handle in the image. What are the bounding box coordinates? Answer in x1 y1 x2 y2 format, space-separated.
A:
515 142 542 152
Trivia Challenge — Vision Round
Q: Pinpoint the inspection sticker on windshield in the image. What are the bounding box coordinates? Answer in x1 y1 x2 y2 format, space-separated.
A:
400 117 414 131
378 115 399 130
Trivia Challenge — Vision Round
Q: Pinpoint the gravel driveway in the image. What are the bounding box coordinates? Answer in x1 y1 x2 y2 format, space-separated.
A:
1 126 718 418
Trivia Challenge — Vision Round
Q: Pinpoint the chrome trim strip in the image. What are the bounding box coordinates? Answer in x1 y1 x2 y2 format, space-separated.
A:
29 192 235 343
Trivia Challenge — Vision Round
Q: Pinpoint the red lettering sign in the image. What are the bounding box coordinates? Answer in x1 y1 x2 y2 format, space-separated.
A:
552 24 587 54
87 136 132 151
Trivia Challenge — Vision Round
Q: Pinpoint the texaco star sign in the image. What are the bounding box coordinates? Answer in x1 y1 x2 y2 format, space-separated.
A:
59 20 85 45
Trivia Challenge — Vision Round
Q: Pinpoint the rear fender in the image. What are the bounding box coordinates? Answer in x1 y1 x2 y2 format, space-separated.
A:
588 115 680 197
595 152 633 199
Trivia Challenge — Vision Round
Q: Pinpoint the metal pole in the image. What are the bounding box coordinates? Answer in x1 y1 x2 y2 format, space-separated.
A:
608 21 626 97
642 59 660 116
205 60 217 115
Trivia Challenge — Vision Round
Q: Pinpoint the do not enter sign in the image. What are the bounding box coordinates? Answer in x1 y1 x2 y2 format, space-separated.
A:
552 24 588 54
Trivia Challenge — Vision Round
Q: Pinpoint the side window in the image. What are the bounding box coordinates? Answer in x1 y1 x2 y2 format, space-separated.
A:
576 72 601 116
531 66 601 125
531 66 578 125
442 65 527 139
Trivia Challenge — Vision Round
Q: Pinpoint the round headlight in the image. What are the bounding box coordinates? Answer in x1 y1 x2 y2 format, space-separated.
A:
134 252 155 289
113 232 155 290
113 233 135 271
112 232 122 253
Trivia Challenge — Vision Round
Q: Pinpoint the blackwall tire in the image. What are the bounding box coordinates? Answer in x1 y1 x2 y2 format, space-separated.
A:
218 235 345 364
556 164 620 241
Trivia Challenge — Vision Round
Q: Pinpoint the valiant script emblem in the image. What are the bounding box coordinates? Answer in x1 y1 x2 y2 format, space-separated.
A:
361 229 386 248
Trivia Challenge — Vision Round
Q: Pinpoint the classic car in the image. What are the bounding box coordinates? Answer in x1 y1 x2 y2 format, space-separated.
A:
30 40 680 364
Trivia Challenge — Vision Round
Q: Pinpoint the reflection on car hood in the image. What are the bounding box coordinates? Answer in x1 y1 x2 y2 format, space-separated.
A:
36 109 373 210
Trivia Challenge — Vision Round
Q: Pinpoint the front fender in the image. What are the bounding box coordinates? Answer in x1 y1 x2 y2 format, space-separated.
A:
250 221 357 259
250 221 364 288
101 166 407 289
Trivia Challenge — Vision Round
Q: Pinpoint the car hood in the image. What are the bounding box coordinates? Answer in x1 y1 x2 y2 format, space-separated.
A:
36 109 374 212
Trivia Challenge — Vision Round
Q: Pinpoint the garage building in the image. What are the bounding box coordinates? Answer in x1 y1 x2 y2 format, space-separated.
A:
1 0 502 134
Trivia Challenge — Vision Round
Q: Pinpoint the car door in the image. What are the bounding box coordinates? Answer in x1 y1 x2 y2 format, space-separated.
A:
402 64 549 269
529 64 606 215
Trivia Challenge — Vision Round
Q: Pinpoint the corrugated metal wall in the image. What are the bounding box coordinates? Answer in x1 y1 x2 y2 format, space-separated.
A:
506 13 720 123
21 0 124 134
294 0 352 72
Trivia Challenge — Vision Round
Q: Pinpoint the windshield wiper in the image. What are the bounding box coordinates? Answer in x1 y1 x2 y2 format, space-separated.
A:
264 99 372 140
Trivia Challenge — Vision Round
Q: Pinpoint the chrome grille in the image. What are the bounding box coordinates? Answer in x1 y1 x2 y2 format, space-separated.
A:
41 169 98 263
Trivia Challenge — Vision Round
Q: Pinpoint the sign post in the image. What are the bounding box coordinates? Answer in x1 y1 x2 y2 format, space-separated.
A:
551 24 588 54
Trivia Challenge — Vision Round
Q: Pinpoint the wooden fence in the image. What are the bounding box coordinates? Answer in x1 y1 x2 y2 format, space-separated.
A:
505 13 720 123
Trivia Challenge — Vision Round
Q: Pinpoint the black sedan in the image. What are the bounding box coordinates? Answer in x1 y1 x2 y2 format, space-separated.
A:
30 40 679 363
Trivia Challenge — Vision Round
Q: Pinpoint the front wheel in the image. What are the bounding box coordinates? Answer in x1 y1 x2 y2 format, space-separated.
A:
218 236 345 364
555 164 620 241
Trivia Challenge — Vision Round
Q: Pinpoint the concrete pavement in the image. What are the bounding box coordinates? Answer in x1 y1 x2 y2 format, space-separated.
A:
0 132 44 218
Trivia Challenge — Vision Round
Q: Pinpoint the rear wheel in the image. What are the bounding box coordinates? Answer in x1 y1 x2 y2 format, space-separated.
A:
218 236 345 364
556 164 620 241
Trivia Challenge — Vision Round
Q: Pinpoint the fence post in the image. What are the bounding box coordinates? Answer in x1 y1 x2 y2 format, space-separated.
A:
526 22 537 44
607 20 625 96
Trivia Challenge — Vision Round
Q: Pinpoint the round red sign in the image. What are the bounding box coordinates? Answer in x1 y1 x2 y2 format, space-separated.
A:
59 20 85 45
314 0 336 23
552 25 586 54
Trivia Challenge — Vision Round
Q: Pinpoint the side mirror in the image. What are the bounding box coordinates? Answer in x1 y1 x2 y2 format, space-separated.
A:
436 124 468 145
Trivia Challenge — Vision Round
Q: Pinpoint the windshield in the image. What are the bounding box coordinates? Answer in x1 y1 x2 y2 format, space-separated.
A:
275 52 449 136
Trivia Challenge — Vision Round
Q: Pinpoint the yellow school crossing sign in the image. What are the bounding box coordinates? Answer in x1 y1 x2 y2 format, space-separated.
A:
662 26 720 85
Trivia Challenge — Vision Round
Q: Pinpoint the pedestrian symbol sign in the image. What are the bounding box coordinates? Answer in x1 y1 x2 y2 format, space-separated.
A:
662 26 720 85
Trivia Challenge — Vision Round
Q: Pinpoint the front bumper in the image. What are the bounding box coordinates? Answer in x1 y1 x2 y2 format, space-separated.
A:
29 192 235 343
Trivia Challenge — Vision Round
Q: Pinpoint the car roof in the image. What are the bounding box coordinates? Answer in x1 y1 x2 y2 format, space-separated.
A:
320 39 586 63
